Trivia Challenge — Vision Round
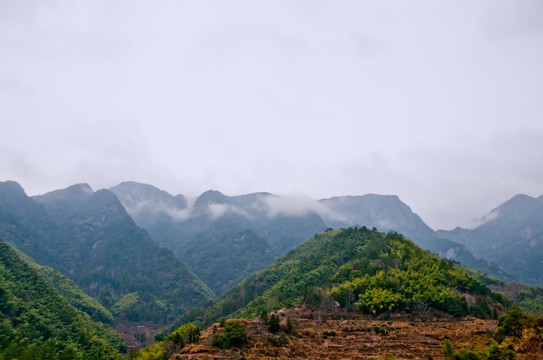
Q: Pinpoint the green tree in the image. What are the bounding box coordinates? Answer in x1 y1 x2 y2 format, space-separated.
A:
225 321 248 347
497 306 524 337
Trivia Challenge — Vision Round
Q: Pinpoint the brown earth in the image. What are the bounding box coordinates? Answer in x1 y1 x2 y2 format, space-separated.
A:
169 307 543 360
170 308 501 360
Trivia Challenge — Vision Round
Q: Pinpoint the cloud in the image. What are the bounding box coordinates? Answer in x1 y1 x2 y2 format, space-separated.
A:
261 194 348 223
205 203 249 220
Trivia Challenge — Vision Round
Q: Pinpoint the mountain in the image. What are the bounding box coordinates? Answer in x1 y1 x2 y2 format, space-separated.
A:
110 182 327 294
319 195 512 281
177 227 508 327
111 182 509 295
0 181 214 325
437 194 543 286
0 180 63 267
0 240 124 359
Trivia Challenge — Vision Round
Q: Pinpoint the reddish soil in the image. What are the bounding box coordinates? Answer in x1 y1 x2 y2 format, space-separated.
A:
171 308 499 360
170 307 543 359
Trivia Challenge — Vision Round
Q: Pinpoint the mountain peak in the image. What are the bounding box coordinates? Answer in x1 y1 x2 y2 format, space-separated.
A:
194 190 229 208
34 183 93 201
502 193 536 206
110 181 187 209
113 181 163 193
0 180 27 199
68 183 93 192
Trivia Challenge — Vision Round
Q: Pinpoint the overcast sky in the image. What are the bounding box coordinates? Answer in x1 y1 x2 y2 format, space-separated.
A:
1 0 542 230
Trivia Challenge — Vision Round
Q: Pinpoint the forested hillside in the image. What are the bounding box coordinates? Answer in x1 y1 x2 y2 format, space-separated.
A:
10 245 114 324
175 227 508 328
0 240 124 359
0 181 214 324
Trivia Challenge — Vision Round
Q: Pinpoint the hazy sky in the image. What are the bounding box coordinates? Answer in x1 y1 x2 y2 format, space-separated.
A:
1 1 542 230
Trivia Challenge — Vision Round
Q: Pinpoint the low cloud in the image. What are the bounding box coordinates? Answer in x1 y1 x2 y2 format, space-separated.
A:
467 208 501 230
262 194 349 223
122 198 192 222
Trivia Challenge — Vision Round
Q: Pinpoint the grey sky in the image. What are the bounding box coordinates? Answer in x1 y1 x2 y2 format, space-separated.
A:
1 1 542 230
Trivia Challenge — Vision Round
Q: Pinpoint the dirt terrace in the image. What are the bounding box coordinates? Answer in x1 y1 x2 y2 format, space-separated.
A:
172 308 499 360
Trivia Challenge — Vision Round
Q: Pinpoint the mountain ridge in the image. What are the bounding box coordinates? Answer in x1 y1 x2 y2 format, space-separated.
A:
0 181 215 328
111 181 511 293
437 193 543 286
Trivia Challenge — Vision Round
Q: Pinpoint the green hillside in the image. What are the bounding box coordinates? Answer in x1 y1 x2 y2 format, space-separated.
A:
10 245 114 324
0 240 124 359
178 227 508 327
0 181 215 324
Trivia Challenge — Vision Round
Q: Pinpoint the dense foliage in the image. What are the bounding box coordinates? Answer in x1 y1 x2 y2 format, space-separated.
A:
0 241 124 359
176 227 507 327
212 320 248 349
327 231 502 316
11 246 114 323
515 286 543 314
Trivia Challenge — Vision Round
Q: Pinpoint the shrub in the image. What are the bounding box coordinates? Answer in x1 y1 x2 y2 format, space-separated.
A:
225 321 248 347
266 333 288 347
497 307 524 338
443 339 454 360
212 333 230 349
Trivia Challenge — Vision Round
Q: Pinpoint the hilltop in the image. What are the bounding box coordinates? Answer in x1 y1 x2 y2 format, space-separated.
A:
170 227 508 334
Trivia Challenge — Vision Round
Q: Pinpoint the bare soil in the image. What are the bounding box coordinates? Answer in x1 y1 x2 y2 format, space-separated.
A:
172 308 499 360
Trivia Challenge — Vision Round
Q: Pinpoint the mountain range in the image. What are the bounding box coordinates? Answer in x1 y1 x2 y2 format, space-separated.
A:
0 181 214 326
1 179 542 358
110 181 515 293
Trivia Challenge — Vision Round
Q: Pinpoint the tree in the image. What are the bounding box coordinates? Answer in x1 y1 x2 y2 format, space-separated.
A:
497 306 524 338
224 321 248 347
268 314 281 334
